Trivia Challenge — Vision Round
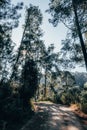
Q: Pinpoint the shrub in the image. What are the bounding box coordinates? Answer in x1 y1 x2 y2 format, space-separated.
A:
19 59 38 109
80 90 87 113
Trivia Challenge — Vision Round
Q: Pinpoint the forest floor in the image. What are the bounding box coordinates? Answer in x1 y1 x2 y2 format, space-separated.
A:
20 101 87 130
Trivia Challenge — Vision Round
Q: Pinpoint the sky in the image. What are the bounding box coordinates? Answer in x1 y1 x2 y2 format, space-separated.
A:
11 0 86 72
12 0 67 51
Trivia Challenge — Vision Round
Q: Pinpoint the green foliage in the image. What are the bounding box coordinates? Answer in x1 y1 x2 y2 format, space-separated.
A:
0 0 23 29
19 59 38 108
10 4 44 82
1 5 44 124
0 0 23 82
22 4 43 60
48 0 87 34
0 81 12 100
83 82 87 90
53 80 87 113
80 103 87 114
39 44 59 97
80 90 87 113
47 0 87 69
60 36 84 68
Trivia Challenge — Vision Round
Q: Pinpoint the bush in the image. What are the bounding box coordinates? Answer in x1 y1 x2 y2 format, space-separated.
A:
80 90 87 113
0 82 12 100
19 59 38 109
80 103 87 113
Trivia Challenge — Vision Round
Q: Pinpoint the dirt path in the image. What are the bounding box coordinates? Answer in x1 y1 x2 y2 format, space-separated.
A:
20 101 85 130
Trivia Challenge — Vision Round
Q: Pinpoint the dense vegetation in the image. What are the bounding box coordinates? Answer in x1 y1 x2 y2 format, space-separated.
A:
0 0 87 130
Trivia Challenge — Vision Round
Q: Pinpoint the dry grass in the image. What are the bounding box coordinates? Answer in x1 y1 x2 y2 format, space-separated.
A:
70 104 87 129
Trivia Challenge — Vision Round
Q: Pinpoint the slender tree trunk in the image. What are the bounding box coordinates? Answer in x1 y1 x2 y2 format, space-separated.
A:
9 12 30 82
44 66 47 97
37 80 40 99
72 0 87 70
36 74 40 100
50 85 57 94
10 27 27 81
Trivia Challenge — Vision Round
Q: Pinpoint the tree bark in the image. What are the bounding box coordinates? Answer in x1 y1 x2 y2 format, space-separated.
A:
44 66 47 97
72 0 87 70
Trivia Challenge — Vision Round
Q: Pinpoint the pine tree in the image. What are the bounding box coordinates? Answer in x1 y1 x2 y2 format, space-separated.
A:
0 0 23 82
47 0 87 70
10 4 44 82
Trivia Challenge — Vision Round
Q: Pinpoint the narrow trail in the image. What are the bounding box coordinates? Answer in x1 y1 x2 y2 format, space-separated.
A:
20 101 85 130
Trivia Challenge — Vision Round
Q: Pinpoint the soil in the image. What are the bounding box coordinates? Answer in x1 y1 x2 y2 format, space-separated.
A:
70 104 87 130
20 101 87 130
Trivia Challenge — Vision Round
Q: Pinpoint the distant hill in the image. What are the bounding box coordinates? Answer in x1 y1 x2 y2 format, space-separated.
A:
72 72 87 86
40 71 87 87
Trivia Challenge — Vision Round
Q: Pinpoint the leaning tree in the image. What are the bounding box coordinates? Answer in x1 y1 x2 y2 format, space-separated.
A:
47 0 87 70
10 4 44 82
0 0 23 82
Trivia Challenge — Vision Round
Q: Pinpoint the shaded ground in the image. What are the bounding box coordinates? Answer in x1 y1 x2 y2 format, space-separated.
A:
70 104 87 130
20 101 86 130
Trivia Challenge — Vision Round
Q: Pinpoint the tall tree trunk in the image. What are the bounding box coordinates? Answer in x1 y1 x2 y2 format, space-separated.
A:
72 0 87 70
9 26 27 81
37 81 40 99
35 77 40 101
44 66 47 97
9 12 30 82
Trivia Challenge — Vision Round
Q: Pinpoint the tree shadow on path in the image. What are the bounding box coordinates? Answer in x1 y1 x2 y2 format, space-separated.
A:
20 102 84 130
